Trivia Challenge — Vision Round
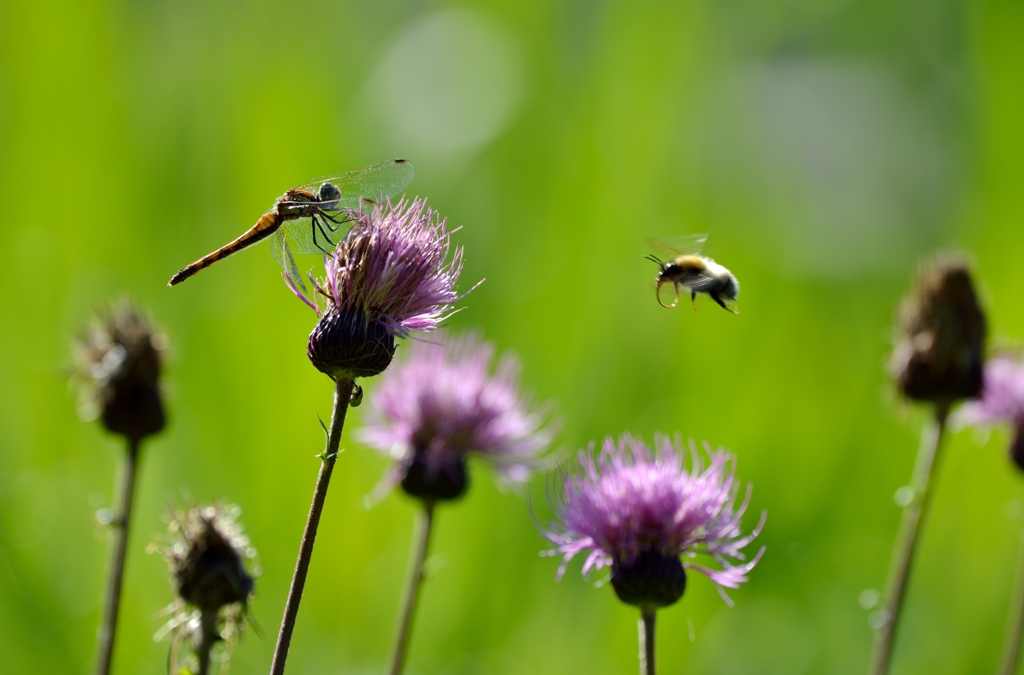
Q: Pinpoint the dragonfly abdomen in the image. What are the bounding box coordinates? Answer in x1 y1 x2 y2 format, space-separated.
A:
167 211 282 286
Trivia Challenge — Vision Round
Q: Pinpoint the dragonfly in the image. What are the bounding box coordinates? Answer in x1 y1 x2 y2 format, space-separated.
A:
168 159 415 287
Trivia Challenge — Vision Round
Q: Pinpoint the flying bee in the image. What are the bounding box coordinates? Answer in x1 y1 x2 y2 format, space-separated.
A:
644 235 740 314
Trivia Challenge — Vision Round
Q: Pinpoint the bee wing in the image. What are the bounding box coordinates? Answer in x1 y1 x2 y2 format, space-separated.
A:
645 234 708 257
681 270 720 292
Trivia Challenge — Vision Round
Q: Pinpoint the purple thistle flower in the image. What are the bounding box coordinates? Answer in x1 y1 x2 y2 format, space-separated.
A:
359 332 551 502
284 198 475 380
545 433 764 608
955 354 1024 470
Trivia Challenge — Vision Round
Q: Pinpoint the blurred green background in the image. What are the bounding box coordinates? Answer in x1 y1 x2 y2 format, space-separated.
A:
1 0 1023 673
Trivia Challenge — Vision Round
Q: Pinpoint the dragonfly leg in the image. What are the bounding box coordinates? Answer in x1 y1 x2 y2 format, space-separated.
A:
310 214 336 254
321 210 354 232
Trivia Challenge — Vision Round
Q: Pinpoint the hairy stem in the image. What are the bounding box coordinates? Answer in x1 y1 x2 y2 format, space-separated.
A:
386 502 436 675
639 609 656 675
269 378 355 675
196 609 219 675
94 437 141 675
869 405 949 675
998 527 1024 675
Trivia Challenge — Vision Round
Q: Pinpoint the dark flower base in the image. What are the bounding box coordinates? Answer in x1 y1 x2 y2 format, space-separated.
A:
1012 424 1024 473
893 256 986 404
897 356 983 404
175 518 254 613
308 309 396 380
611 550 687 609
400 452 469 502
102 380 165 444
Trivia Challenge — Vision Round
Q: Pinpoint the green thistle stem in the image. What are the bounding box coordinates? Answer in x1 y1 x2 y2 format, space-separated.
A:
639 609 656 675
998 526 1024 675
269 378 355 675
869 404 949 675
386 501 437 675
196 609 219 675
94 437 141 675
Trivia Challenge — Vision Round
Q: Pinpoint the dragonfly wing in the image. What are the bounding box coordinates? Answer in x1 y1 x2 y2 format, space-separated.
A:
271 213 357 289
300 159 416 210
270 228 306 292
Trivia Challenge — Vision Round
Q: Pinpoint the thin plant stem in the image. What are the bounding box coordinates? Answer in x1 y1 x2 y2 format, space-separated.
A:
998 526 1024 675
639 609 657 675
270 377 355 675
95 437 141 675
386 501 437 675
869 404 949 675
196 609 219 675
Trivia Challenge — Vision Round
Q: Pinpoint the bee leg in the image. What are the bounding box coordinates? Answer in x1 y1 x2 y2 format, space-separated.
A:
656 281 679 309
711 295 737 314
691 291 699 313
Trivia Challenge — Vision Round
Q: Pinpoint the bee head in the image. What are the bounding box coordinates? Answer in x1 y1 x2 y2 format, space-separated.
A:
644 255 680 308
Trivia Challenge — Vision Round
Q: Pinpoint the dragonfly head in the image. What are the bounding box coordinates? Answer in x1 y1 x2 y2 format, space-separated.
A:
317 182 342 210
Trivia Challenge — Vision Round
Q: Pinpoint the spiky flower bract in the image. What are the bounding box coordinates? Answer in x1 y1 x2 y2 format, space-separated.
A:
359 332 550 502
889 254 986 406
153 503 258 675
545 434 764 609
955 354 1024 470
285 198 471 381
73 301 167 443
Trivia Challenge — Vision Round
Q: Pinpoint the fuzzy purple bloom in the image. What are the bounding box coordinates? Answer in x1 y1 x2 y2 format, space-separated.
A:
359 333 551 501
545 434 764 605
955 354 1024 470
285 198 476 380
957 355 1024 426
285 198 469 338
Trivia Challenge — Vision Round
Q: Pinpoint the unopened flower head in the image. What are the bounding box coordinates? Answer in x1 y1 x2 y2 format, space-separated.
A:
545 434 764 609
955 354 1024 470
153 502 258 673
359 332 551 503
285 198 472 381
889 254 986 406
73 301 167 444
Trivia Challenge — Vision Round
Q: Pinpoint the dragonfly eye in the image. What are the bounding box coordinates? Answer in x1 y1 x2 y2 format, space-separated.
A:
318 182 342 205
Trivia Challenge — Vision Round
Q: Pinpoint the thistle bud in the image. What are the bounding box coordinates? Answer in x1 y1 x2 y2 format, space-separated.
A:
890 255 986 406
611 550 688 610
307 309 396 380
154 503 257 674
399 449 470 502
170 507 255 613
73 302 167 444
